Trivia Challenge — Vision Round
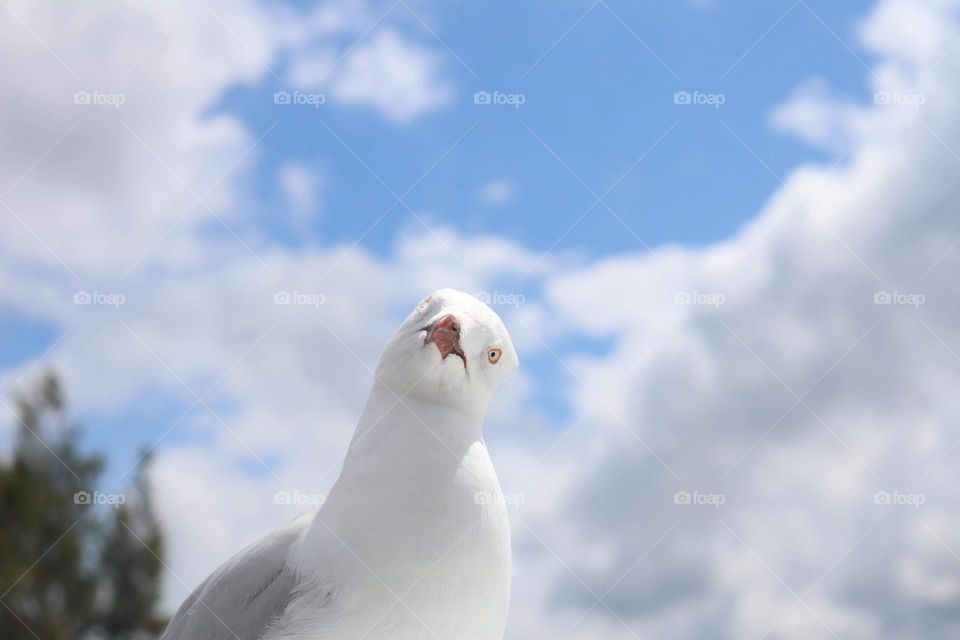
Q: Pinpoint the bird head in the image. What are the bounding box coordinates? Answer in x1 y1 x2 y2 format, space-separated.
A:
375 289 519 414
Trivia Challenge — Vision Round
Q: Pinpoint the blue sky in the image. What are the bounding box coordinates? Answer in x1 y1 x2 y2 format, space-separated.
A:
226 0 875 255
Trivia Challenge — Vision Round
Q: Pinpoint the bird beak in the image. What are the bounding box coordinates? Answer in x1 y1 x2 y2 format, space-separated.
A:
424 314 466 367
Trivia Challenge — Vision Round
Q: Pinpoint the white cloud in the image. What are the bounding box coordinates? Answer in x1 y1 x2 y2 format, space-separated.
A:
278 162 323 220
270 0 375 47
476 178 518 207
769 76 869 151
0 0 274 276
510 1 960 637
287 28 456 124
857 0 954 68
282 44 340 88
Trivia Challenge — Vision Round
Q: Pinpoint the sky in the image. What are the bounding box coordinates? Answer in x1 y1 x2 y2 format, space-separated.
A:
3 0 960 638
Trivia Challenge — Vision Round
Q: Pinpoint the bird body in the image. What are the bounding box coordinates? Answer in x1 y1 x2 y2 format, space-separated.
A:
161 289 518 640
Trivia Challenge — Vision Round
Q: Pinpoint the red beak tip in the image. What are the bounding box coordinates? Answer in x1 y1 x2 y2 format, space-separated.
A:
425 315 466 367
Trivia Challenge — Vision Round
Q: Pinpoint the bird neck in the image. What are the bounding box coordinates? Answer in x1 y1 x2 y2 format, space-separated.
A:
346 381 485 456
318 382 488 530
296 382 500 580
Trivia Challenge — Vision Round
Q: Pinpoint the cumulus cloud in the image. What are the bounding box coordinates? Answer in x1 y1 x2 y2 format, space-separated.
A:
506 1 960 638
287 28 456 124
769 76 869 152
0 0 273 276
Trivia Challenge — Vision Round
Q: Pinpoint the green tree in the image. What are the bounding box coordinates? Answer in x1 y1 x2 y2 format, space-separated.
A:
0 371 167 639
99 451 167 638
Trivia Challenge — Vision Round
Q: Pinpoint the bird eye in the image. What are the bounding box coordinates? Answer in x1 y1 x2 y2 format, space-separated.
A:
487 348 503 364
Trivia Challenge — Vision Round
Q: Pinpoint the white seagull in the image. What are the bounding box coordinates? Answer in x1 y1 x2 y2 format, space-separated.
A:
161 289 519 640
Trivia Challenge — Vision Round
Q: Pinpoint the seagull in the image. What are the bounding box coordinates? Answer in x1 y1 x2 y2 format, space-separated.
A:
161 289 520 640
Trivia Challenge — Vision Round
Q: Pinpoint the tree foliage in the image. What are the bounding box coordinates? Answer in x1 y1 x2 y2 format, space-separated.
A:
0 372 167 639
